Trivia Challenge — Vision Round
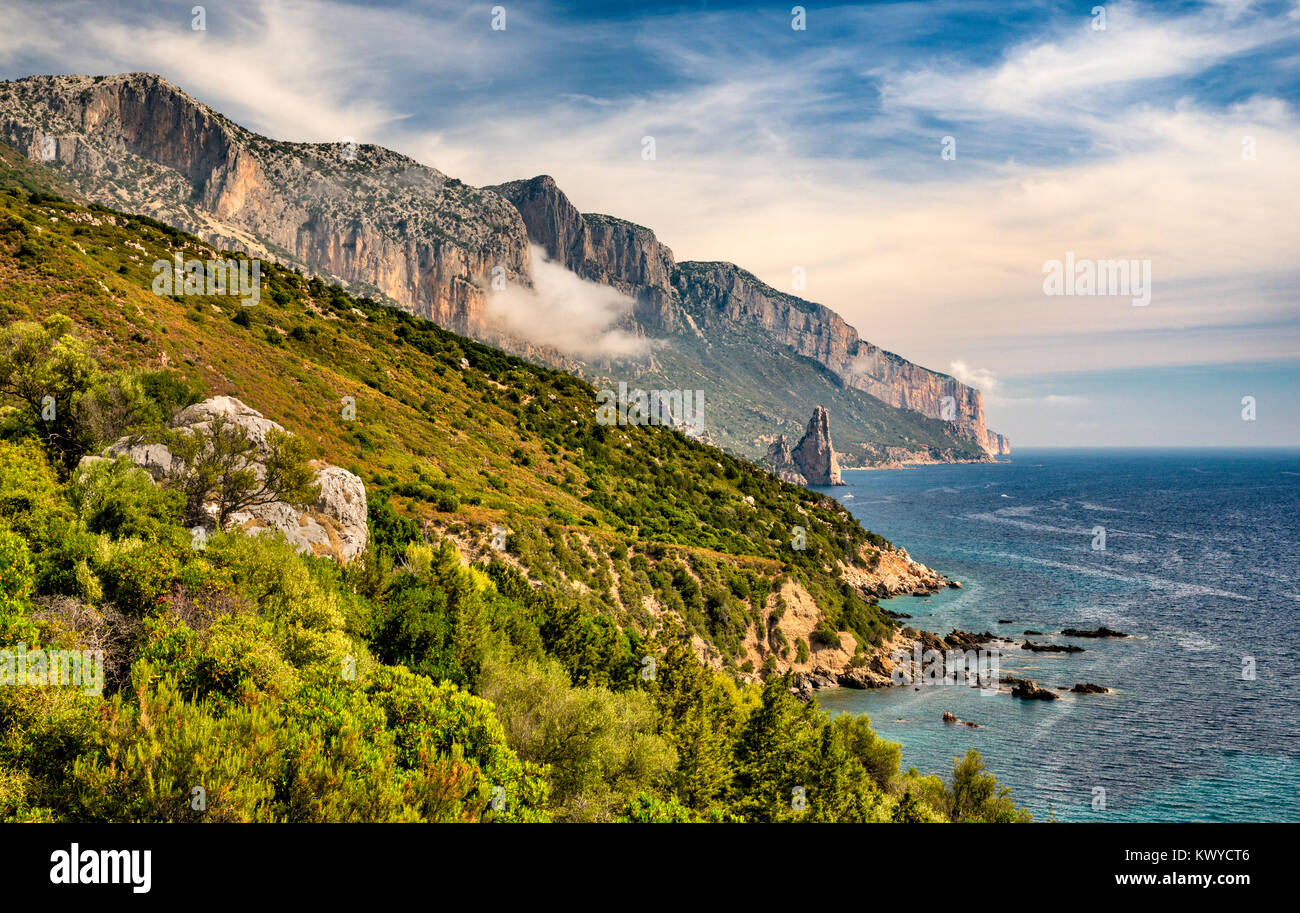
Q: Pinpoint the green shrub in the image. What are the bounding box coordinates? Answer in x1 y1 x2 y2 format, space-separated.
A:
69 456 183 540
102 540 182 615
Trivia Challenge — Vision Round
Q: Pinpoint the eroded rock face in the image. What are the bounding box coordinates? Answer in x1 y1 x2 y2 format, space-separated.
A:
0 73 530 335
97 396 368 563
486 177 1011 460
672 262 1009 456
765 435 807 485
486 176 681 333
789 406 843 485
767 407 844 485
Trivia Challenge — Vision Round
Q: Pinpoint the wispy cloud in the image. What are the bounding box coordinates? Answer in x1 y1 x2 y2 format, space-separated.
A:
487 245 647 360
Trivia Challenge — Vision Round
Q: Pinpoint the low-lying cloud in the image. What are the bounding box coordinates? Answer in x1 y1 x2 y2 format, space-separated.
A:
486 244 648 360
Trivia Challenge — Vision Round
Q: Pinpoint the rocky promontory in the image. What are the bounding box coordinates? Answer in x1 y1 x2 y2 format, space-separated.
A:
767 405 844 485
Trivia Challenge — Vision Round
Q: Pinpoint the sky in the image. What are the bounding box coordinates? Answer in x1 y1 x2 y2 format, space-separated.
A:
2 0 1298 446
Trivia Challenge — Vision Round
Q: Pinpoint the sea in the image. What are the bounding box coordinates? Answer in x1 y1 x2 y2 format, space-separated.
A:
811 449 1300 822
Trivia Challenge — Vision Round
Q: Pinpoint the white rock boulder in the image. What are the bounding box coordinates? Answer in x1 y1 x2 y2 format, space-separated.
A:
99 396 368 562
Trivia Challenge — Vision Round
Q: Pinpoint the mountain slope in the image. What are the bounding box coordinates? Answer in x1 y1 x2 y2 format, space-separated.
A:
0 72 1007 466
0 140 949 687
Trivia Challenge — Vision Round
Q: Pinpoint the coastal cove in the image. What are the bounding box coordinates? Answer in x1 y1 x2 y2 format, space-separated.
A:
812 449 1300 822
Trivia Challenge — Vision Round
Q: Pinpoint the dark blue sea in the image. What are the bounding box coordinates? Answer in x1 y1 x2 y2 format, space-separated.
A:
812 449 1300 822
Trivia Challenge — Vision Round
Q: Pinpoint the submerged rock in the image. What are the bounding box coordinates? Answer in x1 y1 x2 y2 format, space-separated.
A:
1061 626 1129 638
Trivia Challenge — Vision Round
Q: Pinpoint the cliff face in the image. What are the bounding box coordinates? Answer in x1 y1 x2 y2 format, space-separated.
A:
488 179 1007 458
486 175 682 332
673 262 1003 454
487 176 1006 457
0 73 1007 465
766 436 806 484
768 406 844 485
986 429 1011 456
0 73 531 335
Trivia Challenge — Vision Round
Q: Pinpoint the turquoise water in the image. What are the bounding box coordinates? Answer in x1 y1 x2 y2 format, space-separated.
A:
812 449 1300 822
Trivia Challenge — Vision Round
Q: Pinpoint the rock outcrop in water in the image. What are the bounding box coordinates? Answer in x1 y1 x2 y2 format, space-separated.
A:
1071 682 1110 694
791 406 843 485
767 406 844 485
1005 676 1060 701
1061 626 1129 638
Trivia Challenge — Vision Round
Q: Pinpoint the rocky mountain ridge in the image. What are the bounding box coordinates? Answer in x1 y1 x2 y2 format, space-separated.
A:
0 73 531 337
0 72 1009 467
488 177 1010 460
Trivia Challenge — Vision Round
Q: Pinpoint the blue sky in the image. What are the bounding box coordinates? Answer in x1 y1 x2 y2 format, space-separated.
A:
2 0 1298 446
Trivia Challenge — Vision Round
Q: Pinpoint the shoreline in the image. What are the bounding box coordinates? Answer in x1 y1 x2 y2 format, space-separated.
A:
840 456 1013 472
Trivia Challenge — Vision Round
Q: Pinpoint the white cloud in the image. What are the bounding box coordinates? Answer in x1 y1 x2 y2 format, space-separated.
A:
880 0 1288 122
486 245 648 360
950 361 1087 407
949 361 1000 397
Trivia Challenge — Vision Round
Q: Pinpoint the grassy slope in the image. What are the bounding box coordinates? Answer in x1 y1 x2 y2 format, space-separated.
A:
0 141 904 669
610 324 988 466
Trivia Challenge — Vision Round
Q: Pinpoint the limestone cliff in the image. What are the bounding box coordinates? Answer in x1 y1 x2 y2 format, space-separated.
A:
0 73 531 336
486 175 682 332
488 175 1007 458
673 262 1005 455
0 73 1008 466
489 178 1009 460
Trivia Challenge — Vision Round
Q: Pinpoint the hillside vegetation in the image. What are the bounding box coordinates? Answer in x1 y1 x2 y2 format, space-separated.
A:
0 142 1027 822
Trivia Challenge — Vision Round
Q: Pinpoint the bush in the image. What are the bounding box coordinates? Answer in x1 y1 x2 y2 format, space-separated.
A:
0 525 38 643
69 456 183 540
102 540 182 615
0 440 71 552
480 655 675 822
134 614 299 709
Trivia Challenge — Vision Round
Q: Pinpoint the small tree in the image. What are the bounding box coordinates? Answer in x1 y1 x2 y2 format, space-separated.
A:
946 749 1032 823
0 315 96 469
163 415 319 530
0 315 182 474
